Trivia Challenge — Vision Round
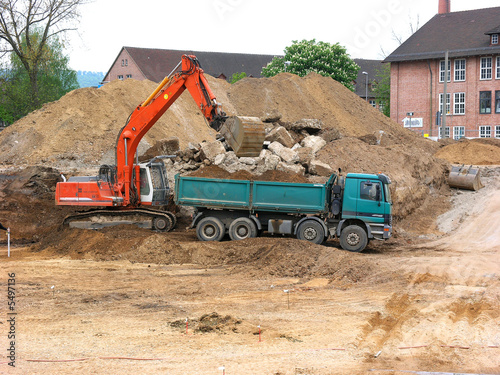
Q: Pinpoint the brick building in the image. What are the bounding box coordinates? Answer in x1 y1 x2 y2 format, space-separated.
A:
384 1 500 139
103 47 275 83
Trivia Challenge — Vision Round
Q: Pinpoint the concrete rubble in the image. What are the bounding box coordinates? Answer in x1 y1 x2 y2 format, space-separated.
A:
160 120 335 182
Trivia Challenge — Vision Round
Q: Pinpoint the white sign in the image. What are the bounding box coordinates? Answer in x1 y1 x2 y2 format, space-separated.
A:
403 117 423 128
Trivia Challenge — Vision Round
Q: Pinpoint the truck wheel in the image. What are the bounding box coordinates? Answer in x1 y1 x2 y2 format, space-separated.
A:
196 217 225 242
296 220 325 245
340 225 368 252
229 218 257 241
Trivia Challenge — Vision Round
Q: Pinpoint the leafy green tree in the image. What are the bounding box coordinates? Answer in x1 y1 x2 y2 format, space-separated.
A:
372 64 391 117
261 39 359 91
0 32 78 123
0 0 88 111
230 72 247 84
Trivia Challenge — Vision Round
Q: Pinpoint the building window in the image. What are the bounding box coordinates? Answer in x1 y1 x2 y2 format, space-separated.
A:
118 75 124 80
439 126 450 139
378 102 384 112
495 126 500 138
439 60 451 82
492 34 499 44
453 126 465 140
454 59 466 81
454 92 465 115
125 59 128 66
496 91 500 113
369 100 376 108
480 91 491 114
126 74 132 79
479 126 491 138
439 93 451 115
480 57 492 80
497 57 500 79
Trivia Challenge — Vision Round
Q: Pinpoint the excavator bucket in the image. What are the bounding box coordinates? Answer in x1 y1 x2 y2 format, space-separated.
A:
219 116 266 157
448 165 484 191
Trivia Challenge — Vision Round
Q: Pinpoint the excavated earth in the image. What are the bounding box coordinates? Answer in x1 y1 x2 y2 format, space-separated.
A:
0 73 499 374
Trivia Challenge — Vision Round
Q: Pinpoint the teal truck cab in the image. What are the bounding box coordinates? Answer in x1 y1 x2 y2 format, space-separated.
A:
175 172 392 252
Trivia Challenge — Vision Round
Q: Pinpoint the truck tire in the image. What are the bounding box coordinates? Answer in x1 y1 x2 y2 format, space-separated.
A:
296 220 325 245
196 217 225 242
340 225 368 252
229 217 257 241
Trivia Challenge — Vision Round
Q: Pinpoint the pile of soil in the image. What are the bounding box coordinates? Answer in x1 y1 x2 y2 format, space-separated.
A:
0 72 436 170
188 165 309 183
0 79 220 169
434 138 500 165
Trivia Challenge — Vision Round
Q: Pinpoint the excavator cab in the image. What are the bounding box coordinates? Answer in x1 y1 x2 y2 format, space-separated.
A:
137 161 170 206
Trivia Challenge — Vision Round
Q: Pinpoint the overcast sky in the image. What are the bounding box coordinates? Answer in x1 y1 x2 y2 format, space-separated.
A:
68 0 500 72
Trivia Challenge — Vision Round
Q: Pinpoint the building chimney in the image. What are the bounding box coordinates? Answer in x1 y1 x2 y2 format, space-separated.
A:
438 0 450 14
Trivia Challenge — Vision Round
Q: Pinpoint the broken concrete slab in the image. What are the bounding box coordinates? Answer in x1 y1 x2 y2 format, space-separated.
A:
268 141 299 163
277 162 306 176
199 141 226 162
300 136 326 154
308 159 334 177
290 119 322 133
265 126 295 148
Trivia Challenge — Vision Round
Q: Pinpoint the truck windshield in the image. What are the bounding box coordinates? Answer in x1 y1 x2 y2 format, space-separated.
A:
384 183 392 203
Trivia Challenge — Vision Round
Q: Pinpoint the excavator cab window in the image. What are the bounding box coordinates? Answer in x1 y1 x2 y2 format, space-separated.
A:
149 163 170 206
139 168 151 196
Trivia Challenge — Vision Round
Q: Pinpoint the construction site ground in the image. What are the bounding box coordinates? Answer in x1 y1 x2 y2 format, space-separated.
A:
1 166 499 375
0 73 499 374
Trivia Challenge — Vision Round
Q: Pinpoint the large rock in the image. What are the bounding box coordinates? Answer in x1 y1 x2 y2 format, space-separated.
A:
268 141 299 163
290 119 322 133
308 159 334 177
265 126 295 148
296 147 314 165
140 137 180 161
301 136 326 154
214 154 226 166
260 109 282 123
199 141 226 162
277 162 306 176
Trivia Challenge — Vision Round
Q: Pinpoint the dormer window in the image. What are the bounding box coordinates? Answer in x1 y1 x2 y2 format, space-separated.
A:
492 34 499 45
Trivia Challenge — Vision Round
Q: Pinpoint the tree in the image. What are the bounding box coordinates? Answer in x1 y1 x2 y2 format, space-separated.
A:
230 72 247 84
372 64 391 117
261 39 359 91
0 32 78 123
0 0 88 110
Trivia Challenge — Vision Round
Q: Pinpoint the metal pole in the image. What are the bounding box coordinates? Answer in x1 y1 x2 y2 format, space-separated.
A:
7 227 10 257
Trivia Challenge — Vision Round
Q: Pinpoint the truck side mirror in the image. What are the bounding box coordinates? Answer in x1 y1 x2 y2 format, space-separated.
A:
376 184 381 205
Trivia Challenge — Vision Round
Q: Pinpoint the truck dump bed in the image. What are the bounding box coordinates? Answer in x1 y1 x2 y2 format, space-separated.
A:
174 174 335 214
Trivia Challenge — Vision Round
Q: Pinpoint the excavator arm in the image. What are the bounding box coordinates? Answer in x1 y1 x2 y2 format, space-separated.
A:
115 55 226 205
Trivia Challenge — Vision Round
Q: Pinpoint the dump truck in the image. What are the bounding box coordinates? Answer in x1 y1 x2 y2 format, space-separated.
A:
175 171 392 252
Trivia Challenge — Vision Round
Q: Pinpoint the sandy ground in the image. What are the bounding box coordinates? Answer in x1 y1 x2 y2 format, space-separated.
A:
0 169 499 374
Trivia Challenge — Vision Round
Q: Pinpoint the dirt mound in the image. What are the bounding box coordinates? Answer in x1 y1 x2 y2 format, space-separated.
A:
32 225 386 282
434 138 500 165
0 166 78 242
0 79 219 169
229 73 437 149
188 165 309 183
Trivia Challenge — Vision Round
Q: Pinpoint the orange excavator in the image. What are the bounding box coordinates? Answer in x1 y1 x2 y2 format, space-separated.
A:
55 55 265 231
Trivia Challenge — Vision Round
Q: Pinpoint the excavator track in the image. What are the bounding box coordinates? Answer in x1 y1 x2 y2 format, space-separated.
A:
63 208 176 232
